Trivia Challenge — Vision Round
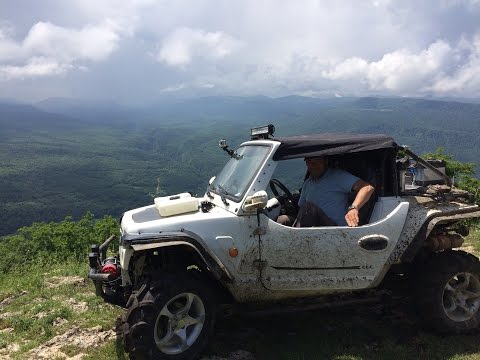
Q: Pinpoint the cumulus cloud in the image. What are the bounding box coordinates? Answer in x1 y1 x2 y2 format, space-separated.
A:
0 31 22 61
23 21 120 61
429 34 480 95
157 27 242 67
368 41 452 91
1 0 480 100
319 36 480 96
0 19 122 80
322 40 452 92
140 1 480 98
0 57 72 80
321 57 369 82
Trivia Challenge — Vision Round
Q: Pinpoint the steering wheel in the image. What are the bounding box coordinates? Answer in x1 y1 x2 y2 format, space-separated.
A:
269 178 298 213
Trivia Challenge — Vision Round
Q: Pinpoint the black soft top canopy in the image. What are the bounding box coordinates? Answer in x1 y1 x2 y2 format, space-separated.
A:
272 133 398 160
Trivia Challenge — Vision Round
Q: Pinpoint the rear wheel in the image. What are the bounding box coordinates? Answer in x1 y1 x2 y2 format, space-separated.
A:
118 272 216 359
413 250 480 333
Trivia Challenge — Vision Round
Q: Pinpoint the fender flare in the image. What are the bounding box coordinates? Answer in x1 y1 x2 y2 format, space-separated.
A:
121 230 233 283
400 207 480 263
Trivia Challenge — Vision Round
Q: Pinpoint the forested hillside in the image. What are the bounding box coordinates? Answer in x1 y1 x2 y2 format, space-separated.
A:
1 96 479 236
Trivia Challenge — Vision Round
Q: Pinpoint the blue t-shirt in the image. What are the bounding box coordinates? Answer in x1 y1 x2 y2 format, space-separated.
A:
298 168 359 226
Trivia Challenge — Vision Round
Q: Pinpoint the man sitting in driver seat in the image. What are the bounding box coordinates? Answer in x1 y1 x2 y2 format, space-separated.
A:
277 156 374 227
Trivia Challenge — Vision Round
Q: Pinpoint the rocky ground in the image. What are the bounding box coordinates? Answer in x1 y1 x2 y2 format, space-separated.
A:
0 275 257 360
0 275 116 360
1 241 480 360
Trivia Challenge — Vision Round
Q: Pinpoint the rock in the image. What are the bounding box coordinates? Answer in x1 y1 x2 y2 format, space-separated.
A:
0 291 28 310
28 325 115 359
0 311 21 320
45 276 85 288
64 298 88 313
0 343 19 358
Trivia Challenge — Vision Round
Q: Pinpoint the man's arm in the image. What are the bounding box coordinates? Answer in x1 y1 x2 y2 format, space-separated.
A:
345 179 375 227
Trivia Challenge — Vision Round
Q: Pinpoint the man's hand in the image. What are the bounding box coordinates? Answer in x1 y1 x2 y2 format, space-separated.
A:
347 179 375 227
345 208 360 227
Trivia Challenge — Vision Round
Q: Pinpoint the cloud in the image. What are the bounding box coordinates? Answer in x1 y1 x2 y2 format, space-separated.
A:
23 21 120 61
0 29 22 61
1 0 480 100
319 36 480 96
321 58 369 82
140 1 480 98
0 57 72 80
157 27 242 67
322 40 462 95
367 40 452 91
160 83 186 92
429 34 480 95
191 33 480 98
0 19 122 80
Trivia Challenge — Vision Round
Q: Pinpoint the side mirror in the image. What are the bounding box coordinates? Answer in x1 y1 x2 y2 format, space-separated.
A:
242 191 268 212
209 176 216 185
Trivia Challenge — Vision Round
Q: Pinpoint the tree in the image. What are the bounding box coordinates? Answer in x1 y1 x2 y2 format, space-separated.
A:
0 213 118 274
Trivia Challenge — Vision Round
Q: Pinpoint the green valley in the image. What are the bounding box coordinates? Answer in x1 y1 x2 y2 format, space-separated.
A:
1 96 479 236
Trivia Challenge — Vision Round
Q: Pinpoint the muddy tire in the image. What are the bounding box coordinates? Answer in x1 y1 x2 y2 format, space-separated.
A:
117 272 216 359
100 282 126 306
413 250 480 333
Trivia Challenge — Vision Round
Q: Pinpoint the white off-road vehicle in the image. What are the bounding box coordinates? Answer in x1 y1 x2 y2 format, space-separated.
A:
88 125 480 360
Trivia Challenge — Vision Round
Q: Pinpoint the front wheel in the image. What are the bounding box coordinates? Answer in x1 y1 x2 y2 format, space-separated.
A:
118 272 216 359
412 250 480 333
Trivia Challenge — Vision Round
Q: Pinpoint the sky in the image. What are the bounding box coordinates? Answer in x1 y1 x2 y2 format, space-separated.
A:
0 0 480 105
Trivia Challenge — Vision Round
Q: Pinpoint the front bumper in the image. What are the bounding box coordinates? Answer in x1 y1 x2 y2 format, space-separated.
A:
88 235 116 296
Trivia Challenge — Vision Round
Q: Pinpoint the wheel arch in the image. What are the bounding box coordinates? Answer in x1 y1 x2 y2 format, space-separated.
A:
123 230 233 284
400 207 480 263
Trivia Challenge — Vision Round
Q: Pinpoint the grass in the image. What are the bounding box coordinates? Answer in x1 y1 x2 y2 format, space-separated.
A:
0 230 479 359
0 258 125 359
464 226 480 254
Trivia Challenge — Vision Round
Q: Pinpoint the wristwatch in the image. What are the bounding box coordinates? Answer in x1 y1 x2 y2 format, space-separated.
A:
346 204 358 213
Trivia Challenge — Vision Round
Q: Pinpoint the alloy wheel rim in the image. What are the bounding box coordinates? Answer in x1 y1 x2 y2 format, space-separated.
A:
154 292 206 355
442 272 480 322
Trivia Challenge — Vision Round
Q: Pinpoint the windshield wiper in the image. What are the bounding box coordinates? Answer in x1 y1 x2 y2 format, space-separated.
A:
216 185 230 206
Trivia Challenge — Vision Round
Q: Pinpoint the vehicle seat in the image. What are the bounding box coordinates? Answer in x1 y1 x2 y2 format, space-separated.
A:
337 156 379 226
356 190 377 226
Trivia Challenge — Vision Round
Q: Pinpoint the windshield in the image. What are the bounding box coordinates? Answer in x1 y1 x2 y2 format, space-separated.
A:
211 145 271 201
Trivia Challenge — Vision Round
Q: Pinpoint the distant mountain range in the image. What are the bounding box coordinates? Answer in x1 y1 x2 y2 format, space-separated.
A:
0 95 479 236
